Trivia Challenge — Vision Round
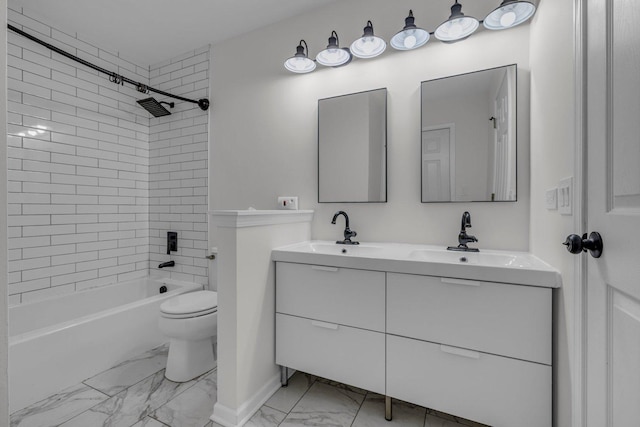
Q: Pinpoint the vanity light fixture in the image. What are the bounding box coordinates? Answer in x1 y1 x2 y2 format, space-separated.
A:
434 0 479 42
390 10 430 51
483 0 536 30
284 40 316 73
284 1 538 73
316 31 352 67
350 20 386 59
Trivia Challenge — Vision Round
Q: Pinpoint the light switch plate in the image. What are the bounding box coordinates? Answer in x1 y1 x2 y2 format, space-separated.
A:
545 188 558 210
558 177 573 215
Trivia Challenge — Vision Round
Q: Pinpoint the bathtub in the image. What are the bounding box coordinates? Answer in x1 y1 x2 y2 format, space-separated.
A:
9 277 202 413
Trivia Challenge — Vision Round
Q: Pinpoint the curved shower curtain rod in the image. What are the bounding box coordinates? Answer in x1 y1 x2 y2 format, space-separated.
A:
7 24 210 112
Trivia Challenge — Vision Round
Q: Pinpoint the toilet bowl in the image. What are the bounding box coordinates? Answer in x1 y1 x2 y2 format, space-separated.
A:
159 290 218 382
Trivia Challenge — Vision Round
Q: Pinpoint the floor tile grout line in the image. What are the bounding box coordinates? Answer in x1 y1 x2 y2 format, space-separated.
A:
52 365 216 427
276 374 317 425
10 383 112 426
147 414 173 427
81 364 167 398
80 380 113 398
348 390 368 427
80 346 170 398
147 366 218 423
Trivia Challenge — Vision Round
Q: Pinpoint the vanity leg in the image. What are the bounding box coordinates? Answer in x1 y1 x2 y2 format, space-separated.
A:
280 366 289 387
385 395 392 421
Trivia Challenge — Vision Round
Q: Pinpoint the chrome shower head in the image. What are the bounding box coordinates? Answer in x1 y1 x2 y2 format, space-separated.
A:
137 97 174 117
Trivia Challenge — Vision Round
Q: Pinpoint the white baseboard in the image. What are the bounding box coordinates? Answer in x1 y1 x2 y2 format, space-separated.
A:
211 373 282 427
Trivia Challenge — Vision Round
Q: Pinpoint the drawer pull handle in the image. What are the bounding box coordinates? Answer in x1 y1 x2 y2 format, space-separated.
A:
311 266 339 272
441 277 481 287
311 320 339 330
440 345 480 359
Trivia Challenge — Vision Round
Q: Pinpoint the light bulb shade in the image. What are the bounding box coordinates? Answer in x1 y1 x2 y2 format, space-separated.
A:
483 0 536 30
435 1 479 42
284 40 316 73
316 31 352 66
350 20 386 58
390 10 430 50
284 56 316 73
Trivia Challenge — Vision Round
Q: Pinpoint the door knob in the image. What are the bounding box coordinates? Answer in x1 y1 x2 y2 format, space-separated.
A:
563 231 603 258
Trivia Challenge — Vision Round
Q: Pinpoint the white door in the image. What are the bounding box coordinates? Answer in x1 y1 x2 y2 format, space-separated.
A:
422 125 455 202
492 69 516 201
586 0 640 425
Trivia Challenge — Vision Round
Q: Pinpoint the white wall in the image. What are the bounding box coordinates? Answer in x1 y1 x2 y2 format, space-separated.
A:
0 0 10 422
210 0 531 251
6 6 151 304
148 47 210 286
529 0 576 426
213 214 311 426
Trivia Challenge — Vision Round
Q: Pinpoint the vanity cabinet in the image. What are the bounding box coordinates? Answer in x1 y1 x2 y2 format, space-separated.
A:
275 261 553 427
386 273 551 364
275 262 386 394
386 273 551 427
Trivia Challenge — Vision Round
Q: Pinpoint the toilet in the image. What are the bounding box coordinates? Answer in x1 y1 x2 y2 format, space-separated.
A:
158 290 218 382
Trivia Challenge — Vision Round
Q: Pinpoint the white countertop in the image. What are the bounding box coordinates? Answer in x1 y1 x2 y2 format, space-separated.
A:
272 240 561 288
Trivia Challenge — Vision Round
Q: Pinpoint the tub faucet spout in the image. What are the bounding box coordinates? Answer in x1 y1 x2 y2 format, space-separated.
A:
158 261 175 268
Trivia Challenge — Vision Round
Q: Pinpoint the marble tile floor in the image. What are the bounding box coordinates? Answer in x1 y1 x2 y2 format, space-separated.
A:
11 345 488 427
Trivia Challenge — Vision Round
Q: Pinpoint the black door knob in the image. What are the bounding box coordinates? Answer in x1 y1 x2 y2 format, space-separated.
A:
563 231 603 258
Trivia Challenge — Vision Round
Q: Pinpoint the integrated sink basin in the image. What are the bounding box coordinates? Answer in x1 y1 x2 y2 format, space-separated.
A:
407 249 541 268
272 241 561 288
305 242 404 258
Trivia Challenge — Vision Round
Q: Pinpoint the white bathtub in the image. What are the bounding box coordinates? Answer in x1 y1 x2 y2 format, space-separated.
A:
9 277 202 413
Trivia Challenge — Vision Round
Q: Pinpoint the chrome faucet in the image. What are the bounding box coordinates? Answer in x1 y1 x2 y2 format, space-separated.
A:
331 211 359 245
447 211 479 252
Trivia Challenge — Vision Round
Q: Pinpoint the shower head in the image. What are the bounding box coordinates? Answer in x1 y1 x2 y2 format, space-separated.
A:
137 97 174 117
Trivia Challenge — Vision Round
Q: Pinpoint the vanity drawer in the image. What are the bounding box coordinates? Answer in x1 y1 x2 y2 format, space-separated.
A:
387 335 551 427
276 313 385 394
276 262 385 332
387 273 551 364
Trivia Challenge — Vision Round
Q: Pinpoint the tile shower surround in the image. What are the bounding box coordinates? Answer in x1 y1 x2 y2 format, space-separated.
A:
148 49 209 286
7 5 210 305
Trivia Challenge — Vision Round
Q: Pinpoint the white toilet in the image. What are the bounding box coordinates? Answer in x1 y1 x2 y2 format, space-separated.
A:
158 290 218 382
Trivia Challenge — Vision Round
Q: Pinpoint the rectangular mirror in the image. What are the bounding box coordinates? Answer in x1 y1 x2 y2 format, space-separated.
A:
318 88 387 203
421 65 517 202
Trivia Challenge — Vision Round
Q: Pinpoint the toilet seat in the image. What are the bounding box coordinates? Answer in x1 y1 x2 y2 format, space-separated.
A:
160 290 218 319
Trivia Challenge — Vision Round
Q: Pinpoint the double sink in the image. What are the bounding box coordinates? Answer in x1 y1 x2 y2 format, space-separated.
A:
272 241 561 288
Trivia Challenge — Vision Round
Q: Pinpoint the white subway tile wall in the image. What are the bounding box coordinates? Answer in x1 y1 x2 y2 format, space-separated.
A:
7 6 210 304
148 47 210 286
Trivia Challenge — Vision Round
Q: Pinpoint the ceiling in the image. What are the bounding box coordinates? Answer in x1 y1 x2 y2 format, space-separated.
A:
12 0 339 67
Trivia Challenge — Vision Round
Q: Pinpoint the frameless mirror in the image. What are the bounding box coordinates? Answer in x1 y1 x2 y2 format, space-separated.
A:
318 88 387 203
421 65 517 202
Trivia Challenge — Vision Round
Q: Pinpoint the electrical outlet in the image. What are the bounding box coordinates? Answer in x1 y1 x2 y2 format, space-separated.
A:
277 196 298 210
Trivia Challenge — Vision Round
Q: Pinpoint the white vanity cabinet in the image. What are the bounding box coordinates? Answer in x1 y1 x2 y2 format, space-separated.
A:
386 273 552 427
275 262 386 394
273 243 558 427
